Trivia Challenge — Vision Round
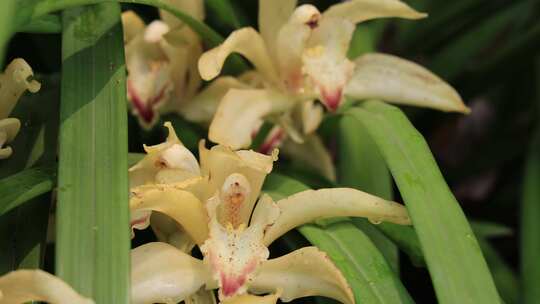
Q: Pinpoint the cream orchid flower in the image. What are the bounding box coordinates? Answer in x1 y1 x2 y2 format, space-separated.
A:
0 269 93 304
123 1 247 128
199 0 470 152
0 58 41 159
129 123 412 303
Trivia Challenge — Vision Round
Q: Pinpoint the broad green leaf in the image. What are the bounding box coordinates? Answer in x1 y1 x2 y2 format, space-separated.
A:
348 101 499 303
0 164 56 216
56 4 129 303
521 128 540 303
264 173 414 304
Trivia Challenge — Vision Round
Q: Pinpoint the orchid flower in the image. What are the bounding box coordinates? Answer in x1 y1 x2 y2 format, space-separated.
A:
0 58 41 159
129 123 412 303
0 269 93 304
198 0 470 155
123 0 248 128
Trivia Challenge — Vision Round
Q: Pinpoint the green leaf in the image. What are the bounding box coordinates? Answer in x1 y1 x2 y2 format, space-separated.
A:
478 238 519 304
337 114 399 271
0 70 60 275
0 164 56 216
15 0 249 73
348 101 500 304
17 14 61 33
56 4 129 303
264 173 414 304
205 0 244 30
0 0 16 64
521 128 540 303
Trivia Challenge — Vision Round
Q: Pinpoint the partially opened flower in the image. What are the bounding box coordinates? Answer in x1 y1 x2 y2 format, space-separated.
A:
0 58 40 159
199 0 470 151
0 269 93 304
124 0 241 129
129 123 412 303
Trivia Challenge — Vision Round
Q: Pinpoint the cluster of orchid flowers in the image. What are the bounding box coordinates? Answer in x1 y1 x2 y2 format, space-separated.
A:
0 0 471 303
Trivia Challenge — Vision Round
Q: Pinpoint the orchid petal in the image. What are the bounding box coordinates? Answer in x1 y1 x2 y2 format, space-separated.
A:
130 185 209 244
258 0 297 61
198 28 279 84
302 17 355 111
208 89 293 149
250 247 354 304
223 292 280 304
0 58 41 119
121 11 145 44
280 135 336 181
129 122 199 187
345 53 470 113
159 0 205 28
263 188 411 245
0 118 20 159
0 270 94 304
131 242 212 304
199 142 277 224
276 4 321 93
323 0 427 24
150 212 196 252
300 100 323 134
201 195 277 300
160 27 203 113
181 76 250 123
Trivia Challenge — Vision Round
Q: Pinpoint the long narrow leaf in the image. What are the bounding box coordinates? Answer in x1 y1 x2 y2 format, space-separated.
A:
57 4 129 303
337 114 399 271
521 128 540 303
264 173 414 304
0 164 56 216
348 101 499 303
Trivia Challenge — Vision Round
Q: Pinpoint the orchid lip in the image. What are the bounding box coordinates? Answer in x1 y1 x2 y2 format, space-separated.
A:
321 87 343 112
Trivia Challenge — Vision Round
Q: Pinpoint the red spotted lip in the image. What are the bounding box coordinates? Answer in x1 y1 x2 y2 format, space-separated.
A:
219 260 258 298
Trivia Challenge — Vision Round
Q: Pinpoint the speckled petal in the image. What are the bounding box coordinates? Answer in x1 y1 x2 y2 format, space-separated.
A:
200 195 279 300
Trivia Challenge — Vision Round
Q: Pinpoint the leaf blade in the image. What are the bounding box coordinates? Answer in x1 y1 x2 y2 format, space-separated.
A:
348 101 500 303
56 3 130 303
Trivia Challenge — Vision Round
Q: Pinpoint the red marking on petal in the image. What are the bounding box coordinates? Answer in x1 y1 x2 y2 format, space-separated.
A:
127 80 169 125
258 128 285 155
219 260 258 298
321 87 343 112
